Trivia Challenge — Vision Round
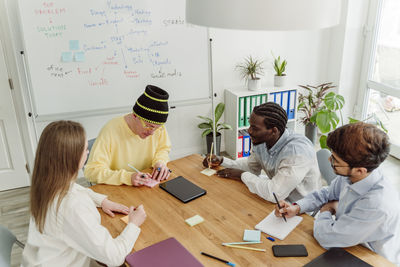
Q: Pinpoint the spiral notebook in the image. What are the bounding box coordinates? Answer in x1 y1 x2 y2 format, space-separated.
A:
255 211 303 240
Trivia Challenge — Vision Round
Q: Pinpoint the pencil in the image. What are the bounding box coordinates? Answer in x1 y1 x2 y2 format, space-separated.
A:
273 192 287 222
127 164 146 178
222 244 266 252
222 241 262 245
209 142 214 169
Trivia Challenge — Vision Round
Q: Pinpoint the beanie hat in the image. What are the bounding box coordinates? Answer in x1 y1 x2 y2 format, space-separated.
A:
133 85 169 124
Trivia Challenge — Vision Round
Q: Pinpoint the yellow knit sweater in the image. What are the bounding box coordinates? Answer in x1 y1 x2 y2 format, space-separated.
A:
84 115 171 185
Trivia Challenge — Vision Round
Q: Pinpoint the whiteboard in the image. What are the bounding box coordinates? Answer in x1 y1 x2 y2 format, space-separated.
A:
18 0 210 116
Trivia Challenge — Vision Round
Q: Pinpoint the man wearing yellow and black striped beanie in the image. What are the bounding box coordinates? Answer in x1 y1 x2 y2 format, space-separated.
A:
84 85 172 186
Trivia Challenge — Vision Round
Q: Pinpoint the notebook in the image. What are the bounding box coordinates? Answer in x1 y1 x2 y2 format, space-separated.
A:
255 211 302 240
159 176 206 203
125 237 204 267
303 248 373 267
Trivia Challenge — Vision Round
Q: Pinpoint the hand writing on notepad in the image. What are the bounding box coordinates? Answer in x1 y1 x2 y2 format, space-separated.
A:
131 172 152 187
129 205 147 227
274 200 300 219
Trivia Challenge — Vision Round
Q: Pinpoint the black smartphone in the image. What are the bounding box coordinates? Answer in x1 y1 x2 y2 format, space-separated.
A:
272 245 308 257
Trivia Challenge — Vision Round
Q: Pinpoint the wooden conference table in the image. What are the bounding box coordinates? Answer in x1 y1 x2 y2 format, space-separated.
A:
92 154 394 267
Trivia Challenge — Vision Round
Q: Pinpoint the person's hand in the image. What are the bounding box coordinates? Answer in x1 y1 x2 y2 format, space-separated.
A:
151 162 171 181
128 205 146 227
216 168 244 181
274 200 300 219
101 198 129 217
320 200 338 215
202 154 223 168
131 172 152 187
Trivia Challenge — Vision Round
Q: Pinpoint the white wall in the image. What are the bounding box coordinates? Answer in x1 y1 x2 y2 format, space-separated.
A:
1 0 370 165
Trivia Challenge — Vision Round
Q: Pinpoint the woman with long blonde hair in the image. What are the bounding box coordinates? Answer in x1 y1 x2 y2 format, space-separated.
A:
22 121 146 267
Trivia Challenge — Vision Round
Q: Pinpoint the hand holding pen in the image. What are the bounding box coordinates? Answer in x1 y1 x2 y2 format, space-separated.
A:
273 192 287 222
128 164 152 187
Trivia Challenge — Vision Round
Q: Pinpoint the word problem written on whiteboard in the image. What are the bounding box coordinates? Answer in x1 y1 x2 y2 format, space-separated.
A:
19 0 210 115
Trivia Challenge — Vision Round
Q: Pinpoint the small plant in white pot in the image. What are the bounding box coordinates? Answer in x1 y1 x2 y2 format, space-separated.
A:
273 54 287 87
236 56 264 91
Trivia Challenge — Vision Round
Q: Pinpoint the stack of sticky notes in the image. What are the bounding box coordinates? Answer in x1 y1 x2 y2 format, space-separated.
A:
200 168 217 176
243 229 261 242
185 215 204 227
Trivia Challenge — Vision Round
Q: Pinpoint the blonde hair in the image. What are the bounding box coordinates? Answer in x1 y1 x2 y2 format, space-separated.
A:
30 120 85 233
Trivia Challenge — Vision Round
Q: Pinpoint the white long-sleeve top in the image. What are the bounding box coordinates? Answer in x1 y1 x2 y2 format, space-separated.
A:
222 129 321 203
22 183 140 267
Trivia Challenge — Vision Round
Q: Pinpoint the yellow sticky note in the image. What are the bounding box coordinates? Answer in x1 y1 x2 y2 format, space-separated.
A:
200 168 216 176
121 215 129 224
185 215 204 227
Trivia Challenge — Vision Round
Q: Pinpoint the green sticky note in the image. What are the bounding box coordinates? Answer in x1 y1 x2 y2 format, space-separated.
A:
243 229 261 242
69 40 79 50
74 51 85 62
61 52 72 62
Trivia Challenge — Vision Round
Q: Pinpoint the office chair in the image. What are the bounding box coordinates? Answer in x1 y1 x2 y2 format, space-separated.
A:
85 138 96 186
0 224 25 267
311 149 337 217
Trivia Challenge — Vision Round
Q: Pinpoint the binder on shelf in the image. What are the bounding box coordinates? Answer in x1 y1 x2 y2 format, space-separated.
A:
288 90 296 119
275 91 282 106
256 95 262 106
243 135 251 157
281 91 289 115
261 94 267 104
237 135 243 158
251 95 257 112
245 96 251 127
239 97 245 127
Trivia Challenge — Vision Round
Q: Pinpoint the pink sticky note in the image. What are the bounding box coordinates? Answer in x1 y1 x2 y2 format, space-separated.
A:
144 179 159 188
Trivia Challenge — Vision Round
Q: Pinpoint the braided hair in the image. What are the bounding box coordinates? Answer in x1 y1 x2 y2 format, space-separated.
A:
253 102 288 134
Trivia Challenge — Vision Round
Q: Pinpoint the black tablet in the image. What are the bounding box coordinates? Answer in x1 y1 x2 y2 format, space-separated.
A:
159 176 206 203
303 248 372 267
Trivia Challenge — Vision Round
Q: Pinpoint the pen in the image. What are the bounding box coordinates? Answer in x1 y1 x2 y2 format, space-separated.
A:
273 192 287 222
208 142 214 169
127 164 146 178
201 252 235 266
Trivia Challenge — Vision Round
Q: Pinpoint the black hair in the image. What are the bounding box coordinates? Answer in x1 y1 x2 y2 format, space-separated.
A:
253 102 288 134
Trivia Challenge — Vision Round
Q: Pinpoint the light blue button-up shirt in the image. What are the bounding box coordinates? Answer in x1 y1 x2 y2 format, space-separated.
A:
223 129 321 203
297 168 400 265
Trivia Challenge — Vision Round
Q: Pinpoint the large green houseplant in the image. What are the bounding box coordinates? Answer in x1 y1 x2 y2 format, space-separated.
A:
297 82 345 148
197 102 232 155
235 56 264 91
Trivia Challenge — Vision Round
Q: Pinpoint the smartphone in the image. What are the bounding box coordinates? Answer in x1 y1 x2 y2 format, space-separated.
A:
272 245 308 257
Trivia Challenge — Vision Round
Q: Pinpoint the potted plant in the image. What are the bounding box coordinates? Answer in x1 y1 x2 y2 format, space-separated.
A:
273 54 287 87
197 102 232 155
236 56 264 91
297 82 344 147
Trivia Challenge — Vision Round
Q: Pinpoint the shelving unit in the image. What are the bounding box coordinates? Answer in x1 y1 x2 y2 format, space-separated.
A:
224 86 298 160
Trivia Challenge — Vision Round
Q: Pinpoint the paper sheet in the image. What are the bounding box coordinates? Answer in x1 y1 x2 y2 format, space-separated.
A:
255 211 302 240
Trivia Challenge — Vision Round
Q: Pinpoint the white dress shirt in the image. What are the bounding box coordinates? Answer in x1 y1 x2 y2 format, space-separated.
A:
297 169 400 266
22 183 140 267
222 129 321 203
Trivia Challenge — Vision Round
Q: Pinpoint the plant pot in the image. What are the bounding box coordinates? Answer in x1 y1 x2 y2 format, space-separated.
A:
247 78 261 91
206 132 221 155
305 123 318 145
274 75 286 87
